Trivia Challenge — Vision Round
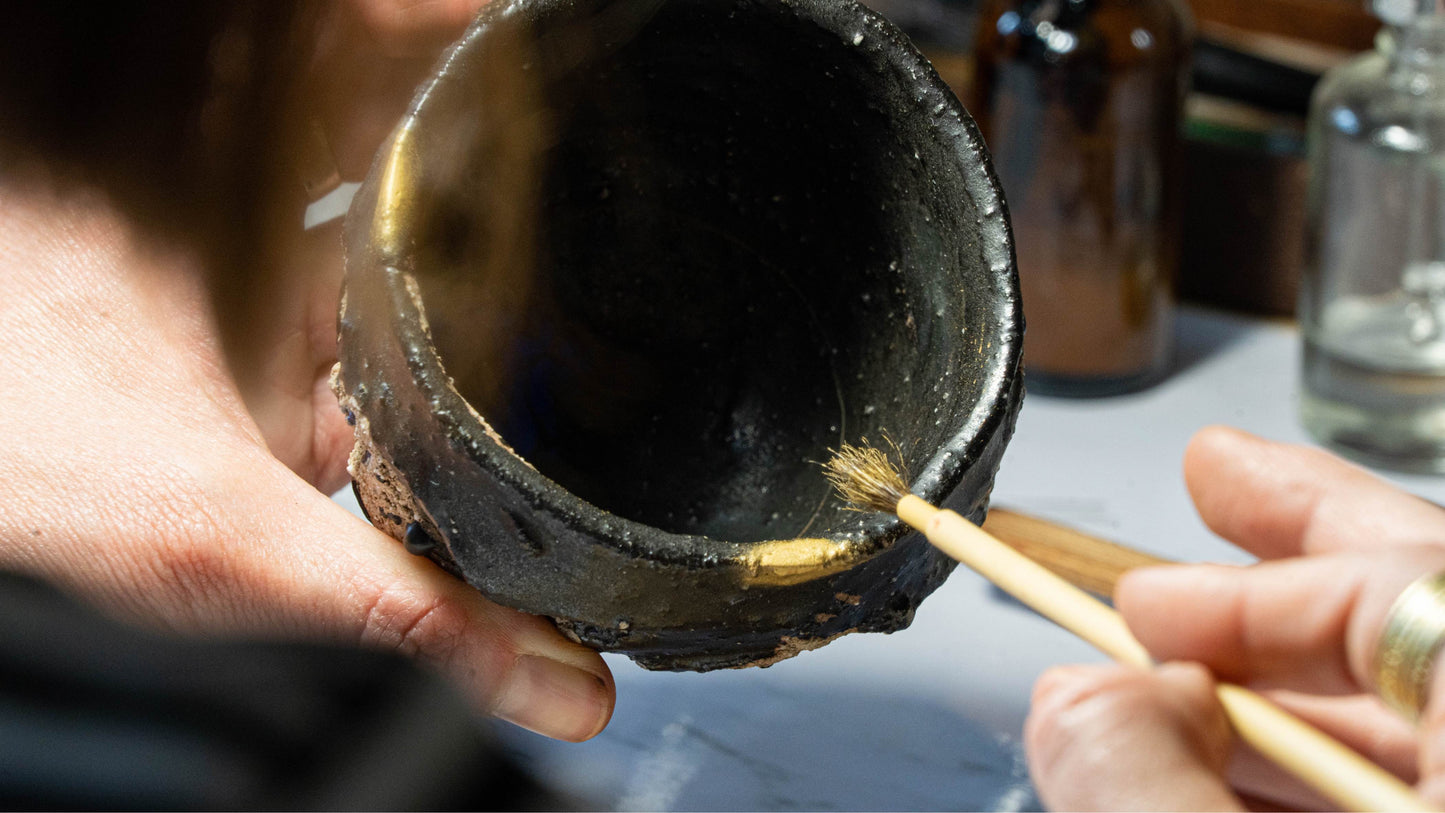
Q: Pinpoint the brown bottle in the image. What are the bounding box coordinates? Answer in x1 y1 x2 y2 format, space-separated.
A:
970 0 1192 396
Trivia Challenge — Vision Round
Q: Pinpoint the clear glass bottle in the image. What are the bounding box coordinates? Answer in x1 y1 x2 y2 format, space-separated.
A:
969 0 1192 397
1298 0 1445 471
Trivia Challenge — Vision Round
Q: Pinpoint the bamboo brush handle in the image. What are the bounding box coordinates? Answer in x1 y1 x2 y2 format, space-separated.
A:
982 507 1170 596
897 495 1432 813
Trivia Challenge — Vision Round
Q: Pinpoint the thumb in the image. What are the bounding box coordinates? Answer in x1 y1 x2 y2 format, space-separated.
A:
1025 662 1243 811
28 451 616 743
236 473 617 743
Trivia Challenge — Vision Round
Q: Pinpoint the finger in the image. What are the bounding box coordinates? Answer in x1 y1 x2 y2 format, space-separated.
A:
1224 694 1412 811
218 468 617 743
1117 548 1445 695
1183 425 1445 560
1242 691 1418 786
234 218 355 494
1419 671 1445 800
1025 662 1243 811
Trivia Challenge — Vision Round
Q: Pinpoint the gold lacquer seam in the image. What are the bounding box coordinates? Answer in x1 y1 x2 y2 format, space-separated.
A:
735 538 870 587
373 121 418 258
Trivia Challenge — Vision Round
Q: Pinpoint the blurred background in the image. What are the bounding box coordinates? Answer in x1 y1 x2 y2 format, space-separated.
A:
875 0 1362 319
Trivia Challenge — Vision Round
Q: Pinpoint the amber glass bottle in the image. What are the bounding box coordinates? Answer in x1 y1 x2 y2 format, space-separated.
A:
970 0 1192 396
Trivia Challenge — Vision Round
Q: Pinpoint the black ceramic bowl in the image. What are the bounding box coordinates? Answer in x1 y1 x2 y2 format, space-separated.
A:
334 0 1023 671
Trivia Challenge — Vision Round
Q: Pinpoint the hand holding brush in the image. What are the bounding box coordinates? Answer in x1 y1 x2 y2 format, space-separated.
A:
823 436 1434 812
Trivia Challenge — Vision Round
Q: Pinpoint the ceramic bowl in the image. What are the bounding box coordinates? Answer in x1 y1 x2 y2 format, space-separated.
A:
334 0 1023 670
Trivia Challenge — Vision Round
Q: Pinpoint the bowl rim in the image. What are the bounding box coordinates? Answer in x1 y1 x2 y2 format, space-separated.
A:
354 0 1023 575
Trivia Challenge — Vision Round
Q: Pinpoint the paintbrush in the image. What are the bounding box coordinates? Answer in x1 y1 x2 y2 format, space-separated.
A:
981 506 1169 597
822 440 1432 813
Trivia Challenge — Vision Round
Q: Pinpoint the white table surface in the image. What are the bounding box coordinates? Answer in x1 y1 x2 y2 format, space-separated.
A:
334 305 1445 810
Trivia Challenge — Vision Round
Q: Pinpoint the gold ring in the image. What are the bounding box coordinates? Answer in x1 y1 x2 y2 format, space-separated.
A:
1373 571 1445 721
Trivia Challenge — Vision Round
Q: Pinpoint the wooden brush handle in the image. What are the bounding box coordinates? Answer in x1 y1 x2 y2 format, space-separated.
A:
899 495 1432 813
982 507 1171 597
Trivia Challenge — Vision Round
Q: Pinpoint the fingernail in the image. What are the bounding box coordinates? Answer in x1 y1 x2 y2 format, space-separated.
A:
492 654 612 742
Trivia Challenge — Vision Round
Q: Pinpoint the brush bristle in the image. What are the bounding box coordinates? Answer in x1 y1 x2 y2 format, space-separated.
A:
823 439 911 513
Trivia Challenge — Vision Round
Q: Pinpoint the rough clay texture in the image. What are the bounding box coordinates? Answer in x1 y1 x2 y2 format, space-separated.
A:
330 364 460 579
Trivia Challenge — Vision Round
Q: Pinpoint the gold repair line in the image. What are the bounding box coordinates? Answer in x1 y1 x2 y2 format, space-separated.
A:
373 120 417 256
735 537 870 587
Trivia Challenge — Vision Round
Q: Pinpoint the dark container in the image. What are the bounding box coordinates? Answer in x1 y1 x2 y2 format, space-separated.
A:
970 0 1192 396
335 0 1024 671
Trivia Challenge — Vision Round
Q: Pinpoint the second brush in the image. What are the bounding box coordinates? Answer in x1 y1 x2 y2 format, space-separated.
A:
981 507 1169 596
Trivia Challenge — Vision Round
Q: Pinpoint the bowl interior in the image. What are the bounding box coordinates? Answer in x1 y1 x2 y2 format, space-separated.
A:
396 0 999 545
